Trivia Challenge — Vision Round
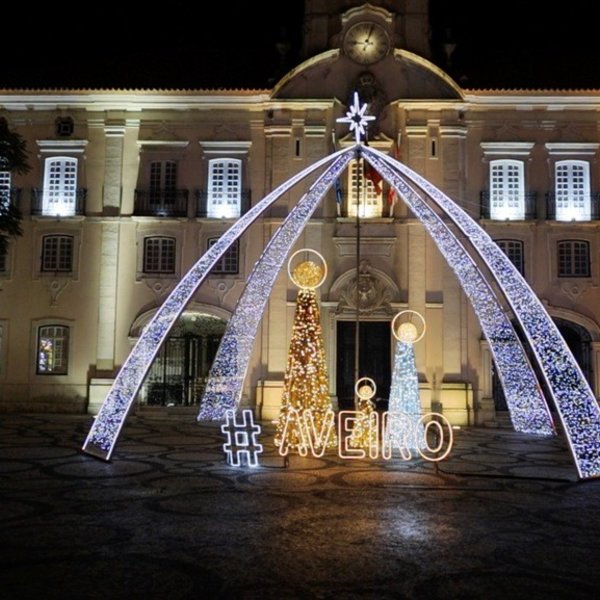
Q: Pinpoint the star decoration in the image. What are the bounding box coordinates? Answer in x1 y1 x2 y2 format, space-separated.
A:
336 92 376 144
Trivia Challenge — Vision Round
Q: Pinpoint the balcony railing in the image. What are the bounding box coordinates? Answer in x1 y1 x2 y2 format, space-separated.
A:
479 191 538 220
545 192 600 221
134 189 189 217
31 188 87 216
196 190 251 218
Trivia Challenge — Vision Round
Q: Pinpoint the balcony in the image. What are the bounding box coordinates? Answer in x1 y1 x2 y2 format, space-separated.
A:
134 189 189 217
31 188 87 216
545 192 600 221
196 190 251 218
479 191 538 220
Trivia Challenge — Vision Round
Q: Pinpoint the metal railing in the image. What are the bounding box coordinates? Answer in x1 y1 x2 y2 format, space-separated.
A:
479 191 538 220
30 188 87 216
196 190 251 218
545 192 600 221
134 189 189 217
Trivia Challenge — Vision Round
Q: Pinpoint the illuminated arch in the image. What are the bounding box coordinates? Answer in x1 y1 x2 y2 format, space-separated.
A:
82 146 353 460
363 145 600 479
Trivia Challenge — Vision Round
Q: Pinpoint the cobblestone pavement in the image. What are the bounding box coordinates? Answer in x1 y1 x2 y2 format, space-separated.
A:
1 414 600 599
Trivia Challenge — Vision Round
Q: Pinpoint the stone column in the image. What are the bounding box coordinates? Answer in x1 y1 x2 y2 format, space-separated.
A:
592 342 600 398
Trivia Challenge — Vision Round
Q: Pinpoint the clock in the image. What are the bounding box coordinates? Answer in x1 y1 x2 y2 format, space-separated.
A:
343 21 391 65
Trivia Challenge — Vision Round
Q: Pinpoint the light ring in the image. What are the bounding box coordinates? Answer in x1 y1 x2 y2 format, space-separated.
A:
287 248 328 290
355 377 377 400
391 310 426 344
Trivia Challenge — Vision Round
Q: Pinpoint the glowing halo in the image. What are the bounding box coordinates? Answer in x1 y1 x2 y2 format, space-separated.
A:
355 377 377 400
287 248 328 290
392 310 426 344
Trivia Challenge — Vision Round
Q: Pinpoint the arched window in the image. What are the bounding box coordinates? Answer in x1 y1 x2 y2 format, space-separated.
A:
555 160 590 221
42 156 78 216
489 160 524 220
558 240 590 277
37 324 70 374
207 158 242 218
346 159 383 218
143 236 176 274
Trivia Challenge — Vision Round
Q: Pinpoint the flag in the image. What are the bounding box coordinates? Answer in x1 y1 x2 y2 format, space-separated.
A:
334 177 343 216
387 142 401 210
364 161 382 195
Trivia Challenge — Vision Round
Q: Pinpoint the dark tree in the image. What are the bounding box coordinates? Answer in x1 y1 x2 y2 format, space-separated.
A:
0 118 30 255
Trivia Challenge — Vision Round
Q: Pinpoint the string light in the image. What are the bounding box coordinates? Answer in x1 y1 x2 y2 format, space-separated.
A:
82 148 352 460
198 152 353 421
274 287 338 453
364 145 600 479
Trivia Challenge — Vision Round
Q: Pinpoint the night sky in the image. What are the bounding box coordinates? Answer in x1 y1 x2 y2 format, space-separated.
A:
2 1 600 90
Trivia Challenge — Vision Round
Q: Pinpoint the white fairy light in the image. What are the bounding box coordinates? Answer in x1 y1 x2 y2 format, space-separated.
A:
82 147 353 461
198 150 354 421
364 145 600 480
336 92 376 144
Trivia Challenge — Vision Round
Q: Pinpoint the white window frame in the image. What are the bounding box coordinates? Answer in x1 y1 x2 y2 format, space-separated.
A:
346 159 383 218
207 158 242 219
555 160 591 221
0 170 10 208
489 159 525 220
42 156 78 217
36 324 70 375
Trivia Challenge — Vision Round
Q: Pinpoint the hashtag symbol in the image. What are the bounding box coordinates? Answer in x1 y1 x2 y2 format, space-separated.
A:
221 409 263 467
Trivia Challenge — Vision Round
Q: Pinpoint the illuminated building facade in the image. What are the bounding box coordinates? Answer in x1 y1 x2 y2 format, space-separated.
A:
1 1 599 427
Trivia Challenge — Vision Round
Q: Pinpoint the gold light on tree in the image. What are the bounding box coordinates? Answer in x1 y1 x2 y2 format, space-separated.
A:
349 377 378 450
274 249 337 452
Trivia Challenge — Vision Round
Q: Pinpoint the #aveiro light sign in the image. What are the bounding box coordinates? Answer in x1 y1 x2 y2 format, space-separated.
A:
221 408 453 466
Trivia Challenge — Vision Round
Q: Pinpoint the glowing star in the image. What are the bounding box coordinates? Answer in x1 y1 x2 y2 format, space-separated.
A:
221 409 263 467
336 91 376 144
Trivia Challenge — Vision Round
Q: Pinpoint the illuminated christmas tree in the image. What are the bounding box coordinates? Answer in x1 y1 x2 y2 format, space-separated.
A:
386 312 426 452
274 257 337 453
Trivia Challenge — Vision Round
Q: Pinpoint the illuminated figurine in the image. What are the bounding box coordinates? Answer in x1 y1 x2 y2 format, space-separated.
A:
274 250 338 453
386 310 426 453
349 377 378 452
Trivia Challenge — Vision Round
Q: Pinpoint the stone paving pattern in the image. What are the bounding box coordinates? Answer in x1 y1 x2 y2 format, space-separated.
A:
2 414 600 599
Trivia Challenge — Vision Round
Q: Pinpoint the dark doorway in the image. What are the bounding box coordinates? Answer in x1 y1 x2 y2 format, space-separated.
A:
336 320 391 410
140 313 226 407
492 317 593 410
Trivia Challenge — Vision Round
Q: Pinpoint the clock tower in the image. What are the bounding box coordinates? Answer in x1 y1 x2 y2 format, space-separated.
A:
301 0 431 61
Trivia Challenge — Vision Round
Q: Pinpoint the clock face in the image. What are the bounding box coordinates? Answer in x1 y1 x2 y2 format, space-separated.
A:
343 21 390 65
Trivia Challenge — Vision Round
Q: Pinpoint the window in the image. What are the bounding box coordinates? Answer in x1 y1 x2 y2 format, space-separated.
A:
143 236 176 274
150 160 177 202
207 158 242 218
41 235 73 273
0 170 10 207
42 157 78 216
490 160 524 220
558 240 590 277
37 325 69 374
208 237 239 274
0 244 7 273
496 239 524 275
347 159 383 218
55 117 74 137
555 160 591 221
